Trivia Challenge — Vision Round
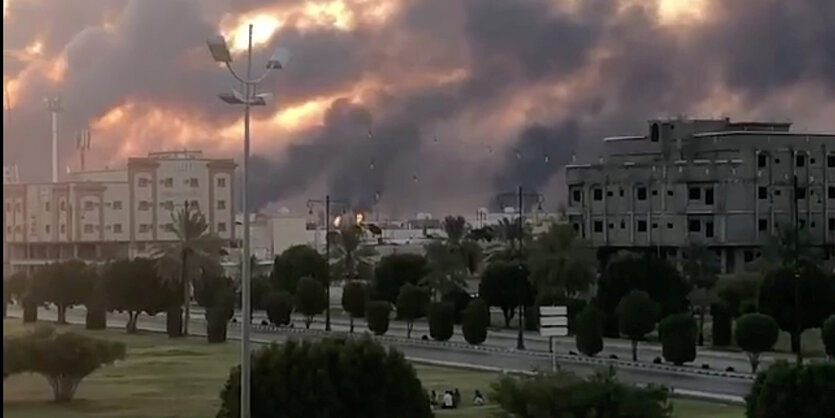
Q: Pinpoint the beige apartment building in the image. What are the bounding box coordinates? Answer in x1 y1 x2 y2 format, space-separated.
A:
565 118 835 274
3 150 236 275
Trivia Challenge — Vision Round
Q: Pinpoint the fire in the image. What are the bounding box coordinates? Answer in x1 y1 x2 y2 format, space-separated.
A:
271 97 332 129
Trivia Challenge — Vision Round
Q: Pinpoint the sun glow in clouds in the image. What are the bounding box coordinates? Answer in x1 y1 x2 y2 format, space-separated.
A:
657 0 708 25
223 13 283 52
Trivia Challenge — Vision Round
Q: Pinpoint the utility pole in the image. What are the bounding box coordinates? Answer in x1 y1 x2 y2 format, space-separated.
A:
46 97 62 182
307 195 348 331
793 174 802 365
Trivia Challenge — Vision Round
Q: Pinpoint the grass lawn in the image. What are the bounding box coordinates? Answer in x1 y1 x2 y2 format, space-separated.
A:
3 320 742 418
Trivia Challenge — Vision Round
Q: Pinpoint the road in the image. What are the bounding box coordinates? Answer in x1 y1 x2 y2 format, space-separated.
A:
10 306 752 400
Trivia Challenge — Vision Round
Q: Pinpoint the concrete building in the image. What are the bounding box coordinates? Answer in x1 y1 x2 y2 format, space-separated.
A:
3 150 236 274
565 117 835 274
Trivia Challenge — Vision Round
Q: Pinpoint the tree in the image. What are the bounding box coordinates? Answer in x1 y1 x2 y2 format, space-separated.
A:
30 260 93 324
270 245 327 294
735 313 779 373
5 326 126 402
758 265 835 353
250 275 272 311
441 286 472 324
658 314 697 366
341 281 368 332
194 274 236 343
428 301 454 341
575 304 604 357
598 253 690 337
491 368 672 418
104 258 175 333
264 291 293 326
328 224 376 282
716 276 761 318
154 204 226 336
371 254 428 303
217 338 431 418
295 277 326 329
745 361 835 418
396 283 429 338
462 298 488 345
823 315 835 360
711 301 733 347
85 275 107 330
366 301 391 335
616 290 660 362
527 223 596 297
479 260 534 328
421 241 468 301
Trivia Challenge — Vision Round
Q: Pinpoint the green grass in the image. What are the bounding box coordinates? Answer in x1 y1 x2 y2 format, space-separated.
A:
3 320 743 418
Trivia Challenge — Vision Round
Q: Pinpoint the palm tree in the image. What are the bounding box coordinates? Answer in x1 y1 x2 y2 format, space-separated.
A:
527 223 596 297
327 224 376 282
154 204 226 336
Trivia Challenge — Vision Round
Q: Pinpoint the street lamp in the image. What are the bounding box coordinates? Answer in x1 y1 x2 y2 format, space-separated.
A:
496 186 544 350
307 196 348 332
207 26 289 418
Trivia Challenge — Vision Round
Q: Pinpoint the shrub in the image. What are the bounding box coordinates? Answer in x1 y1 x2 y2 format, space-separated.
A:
462 298 488 345
264 291 293 326
22 294 38 323
575 304 603 357
616 290 660 361
372 254 428 303
167 307 183 338
822 314 835 360
341 281 368 333
396 283 430 338
366 301 391 335
428 302 454 341
491 368 672 418
441 287 472 324
735 313 779 373
746 361 835 418
658 314 697 366
85 279 107 330
710 302 732 346
217 338 431 418
295 277 326 328
195 275 236 343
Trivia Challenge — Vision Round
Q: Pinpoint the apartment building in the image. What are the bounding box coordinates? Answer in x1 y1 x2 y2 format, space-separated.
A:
3 150 236 274
565 118 835 274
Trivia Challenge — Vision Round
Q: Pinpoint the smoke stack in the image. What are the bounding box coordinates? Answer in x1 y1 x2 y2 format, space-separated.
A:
45 97 62 183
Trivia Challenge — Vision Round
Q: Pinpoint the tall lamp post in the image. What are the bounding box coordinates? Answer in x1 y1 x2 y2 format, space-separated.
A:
207 26 289 418
496 186 544 350
307 195 348 331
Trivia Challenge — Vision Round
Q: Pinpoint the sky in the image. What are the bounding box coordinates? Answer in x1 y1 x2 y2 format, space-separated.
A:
3 0 835 216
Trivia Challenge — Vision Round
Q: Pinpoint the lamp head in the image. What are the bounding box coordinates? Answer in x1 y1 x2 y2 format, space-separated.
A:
266 47 290 70
207 35 232 63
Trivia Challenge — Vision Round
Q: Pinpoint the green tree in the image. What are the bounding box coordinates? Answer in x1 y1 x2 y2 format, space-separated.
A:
745 361 835 418
270 245 327 294
462 298 488 345
264 291 293 326
341 281 368 332
658 314 697 366
295 277 326 329
396 283 429 338
479 260 534 328
366 301 391 335
616 290 660 362
372 254 428 303
328 224 376 282
85 274 107 330
250 275 272 311
711 301 733 346
441 286 472 324
5 326 126 402
758 265 835 353
217 338 431 418
30 260 93 324
575 304 604 357
823 315 835 360
154 204 226 336
527 223 596 297
194 275 236 343
104 258 175 333
422 241 468 302
735 313 779 373
428 301 454 341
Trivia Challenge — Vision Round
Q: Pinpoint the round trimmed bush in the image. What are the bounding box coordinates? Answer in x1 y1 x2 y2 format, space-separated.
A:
217 338 431 418
366 301 391 335
575 304 604 357
658 313 697 366
462 298 488 345
822 314 835 360
428 302 454 342
735 313 779 373
264 291 293 326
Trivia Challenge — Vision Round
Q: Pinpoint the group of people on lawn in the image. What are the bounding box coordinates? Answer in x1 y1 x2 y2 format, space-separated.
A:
430 388 485 410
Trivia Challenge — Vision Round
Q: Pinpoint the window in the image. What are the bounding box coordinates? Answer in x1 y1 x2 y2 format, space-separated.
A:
139 224 151 233
828 155 835 167
650 123 659 142
44 225 50 234
829 218 835 231
14 202 21 211
620 220 625 229
705 188 714 205
797 187 807 199
667 190 674 197
572 190 582 202
759 219 768 231
758 187 768 200
161 201 174 211
60 201 66 211
637 187 647 201
217 222 226 232
138 177 150 187
774 189 782 196
113 201 122 210
688 220 701 232
811 158 816 165
667 222 674 229
113 224 122 234
829 186 835 199
189 178 199 187
217 200 226 210
651 189 658 196
44 202 50 211
164 178 173 187
688 187 701 200
619 189 624 197
744 251 754 263
84 224 93 234
138 201 151 211
608 223 615 230
652 223 658 229
190 200 199 209
705 221 714 238
774 158 780 164
217 177 226 187
60 224 65 233
799 219 806 229
84 201 95 211
593 221 603 233
593 188 603 201
758 154 767 168
572 223 580 232
637 220 647 232
796 155 806 167
607 190 613 197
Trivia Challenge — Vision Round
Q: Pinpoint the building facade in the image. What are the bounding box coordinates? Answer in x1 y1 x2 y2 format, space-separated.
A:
3 150 236 275
565 118 835 274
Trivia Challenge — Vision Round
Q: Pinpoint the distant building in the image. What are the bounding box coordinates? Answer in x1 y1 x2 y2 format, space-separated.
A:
3 150 236 275
565 117 835 274
3 165 19 185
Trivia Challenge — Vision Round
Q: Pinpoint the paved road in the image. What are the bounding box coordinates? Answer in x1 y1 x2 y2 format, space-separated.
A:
12 306 752 399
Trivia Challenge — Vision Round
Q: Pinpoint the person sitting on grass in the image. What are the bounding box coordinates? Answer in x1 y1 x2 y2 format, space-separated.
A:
473 390 485 406
441 391 454 409
453 388 461 408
